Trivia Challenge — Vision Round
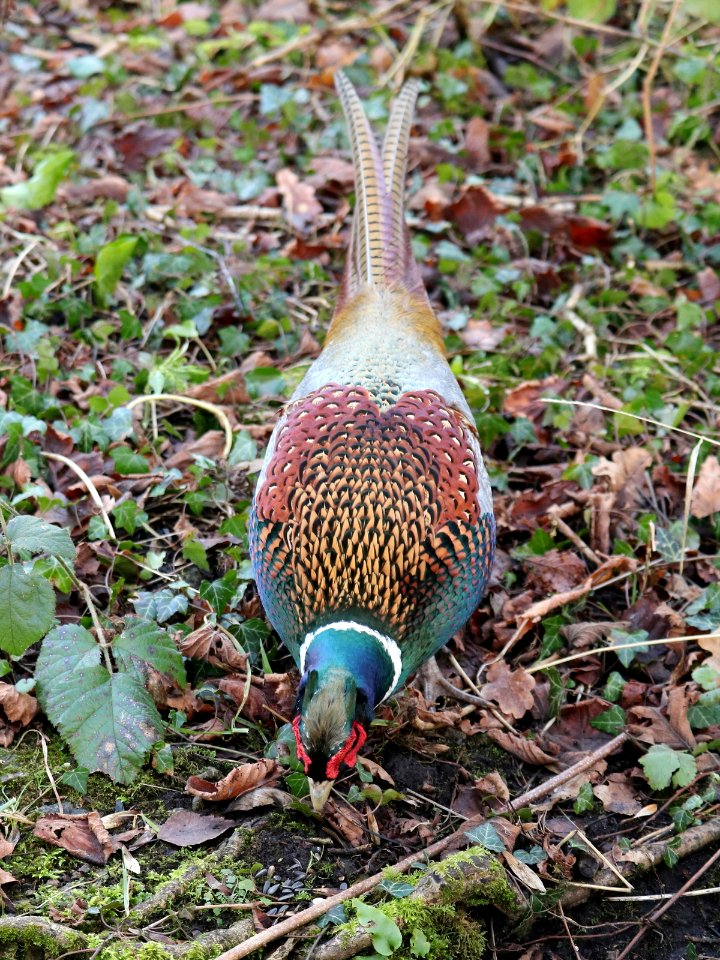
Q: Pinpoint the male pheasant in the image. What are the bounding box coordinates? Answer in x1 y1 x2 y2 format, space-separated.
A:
249 72 495 811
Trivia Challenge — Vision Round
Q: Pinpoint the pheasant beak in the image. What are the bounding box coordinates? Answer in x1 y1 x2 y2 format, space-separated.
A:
308 778 333 812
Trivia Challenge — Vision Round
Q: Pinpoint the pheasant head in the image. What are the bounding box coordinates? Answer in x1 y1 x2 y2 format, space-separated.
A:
291 622 400 811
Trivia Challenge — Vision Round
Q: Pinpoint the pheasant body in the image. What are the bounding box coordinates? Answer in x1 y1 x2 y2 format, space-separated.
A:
249 74 495 806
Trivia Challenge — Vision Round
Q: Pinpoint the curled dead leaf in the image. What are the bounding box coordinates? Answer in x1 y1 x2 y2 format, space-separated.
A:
33 812 115 866
185 758 281 801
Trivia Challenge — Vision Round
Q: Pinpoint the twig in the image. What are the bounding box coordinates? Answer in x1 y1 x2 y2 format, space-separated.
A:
213 734 627 960
41 451 116 540
615 843 720 960
681 439 704 576
540 398 720 450
548 505 601 566
529 632 710 674
642 0 683 191
126 393 234 458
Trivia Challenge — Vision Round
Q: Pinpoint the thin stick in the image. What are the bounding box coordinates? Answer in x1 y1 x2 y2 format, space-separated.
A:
642 0 683 192
540 398 720 449
608 886 720 902
615 843 720 960
126 393 234 458
213 734 627 960
42 452 116 540
681 439 703 576
529 632 710 674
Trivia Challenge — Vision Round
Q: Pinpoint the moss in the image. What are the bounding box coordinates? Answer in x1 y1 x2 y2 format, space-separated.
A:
425 845 516 912
377 898 486 960
0 922 86 960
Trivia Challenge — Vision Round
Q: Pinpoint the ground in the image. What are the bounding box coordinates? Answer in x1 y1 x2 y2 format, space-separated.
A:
1 1 720 959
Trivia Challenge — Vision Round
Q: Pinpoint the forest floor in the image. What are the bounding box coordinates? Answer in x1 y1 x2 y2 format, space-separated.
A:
1 2 720 959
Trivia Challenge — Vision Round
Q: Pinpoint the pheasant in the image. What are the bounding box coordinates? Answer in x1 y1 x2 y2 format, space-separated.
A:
249 72 495 811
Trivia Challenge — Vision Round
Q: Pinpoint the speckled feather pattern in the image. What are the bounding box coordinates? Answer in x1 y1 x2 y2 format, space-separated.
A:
249 382 495 686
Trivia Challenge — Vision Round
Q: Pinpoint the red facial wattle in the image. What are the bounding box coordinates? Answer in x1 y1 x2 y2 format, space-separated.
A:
292 716 367 779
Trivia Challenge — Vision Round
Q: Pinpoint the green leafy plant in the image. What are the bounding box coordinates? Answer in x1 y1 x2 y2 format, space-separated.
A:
35 619 186 784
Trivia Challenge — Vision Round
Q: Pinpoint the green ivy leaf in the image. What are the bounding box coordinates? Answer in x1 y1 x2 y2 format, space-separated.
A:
199 571 238 614
95 236 139 304
110 445 150 475
0 565 56 656
182 538 209 572
0 149 74 210
573 781 595 814
5 515 76 561
36 624 163 784
377 878 415 898
113 618 186 686
410 928 431 957
688 690 720 729
591 705 626 735
464 821 505 852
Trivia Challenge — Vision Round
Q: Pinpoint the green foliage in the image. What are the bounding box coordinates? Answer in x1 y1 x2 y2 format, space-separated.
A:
0 149 74 210
355 901 403 957
640 744 698 791
4 515 76 560
464 822 505 852
95 235 139 304
35 621 184 784
0 565 56 656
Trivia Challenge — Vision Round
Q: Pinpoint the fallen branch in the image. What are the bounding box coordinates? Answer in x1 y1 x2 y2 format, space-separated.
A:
0 916 88 953
214 734 627 960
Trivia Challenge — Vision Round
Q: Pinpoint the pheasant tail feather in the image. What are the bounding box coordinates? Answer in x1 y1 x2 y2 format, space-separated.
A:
335 71 425 303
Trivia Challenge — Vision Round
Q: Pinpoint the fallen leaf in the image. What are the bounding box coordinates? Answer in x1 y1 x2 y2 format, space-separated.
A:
33 812 115 866
525 550 588 595
503 851 546 892
445 185 503 243
464 116 491 169
185 758 281 801
277 169 323 233
697 267 720 306
594 773 642 816
0 868 15 886
156 810 235 847
178 625 248 672
227 787 292 811
322 798 365 847
481 661 536 720
114 125 180 171
691 455 720 519
0 682 38 726
460 319 508 351
486 729 558 767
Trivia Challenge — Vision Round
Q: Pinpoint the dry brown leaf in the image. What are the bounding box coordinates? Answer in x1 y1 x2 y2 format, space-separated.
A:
0 867 16 886
322 798 365 847
691 455 720 519
592 448 652 506
481 661 535 720
0 682 38 726
445 185 503 243
156 810 235 847
486 728 558 767
594 773 642 816
33 812 115 866
525 549 588 595
227 787 292 811
178 625 248 672
460 319 508 351
186 370 249 406
185 758 281 801
277 169 323 233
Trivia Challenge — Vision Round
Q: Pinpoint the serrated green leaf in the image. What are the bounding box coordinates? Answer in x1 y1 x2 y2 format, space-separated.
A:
36 624 163 784
0 149 74 210
6 515 76 560
133 588 189 623
591 705 626 735
114 618 186 686
0 565 56 656
95 236 139 304
640 744 697 791
464 821 505 852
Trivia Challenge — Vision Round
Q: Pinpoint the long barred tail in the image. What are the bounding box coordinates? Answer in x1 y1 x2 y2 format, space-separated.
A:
334 71 425 301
